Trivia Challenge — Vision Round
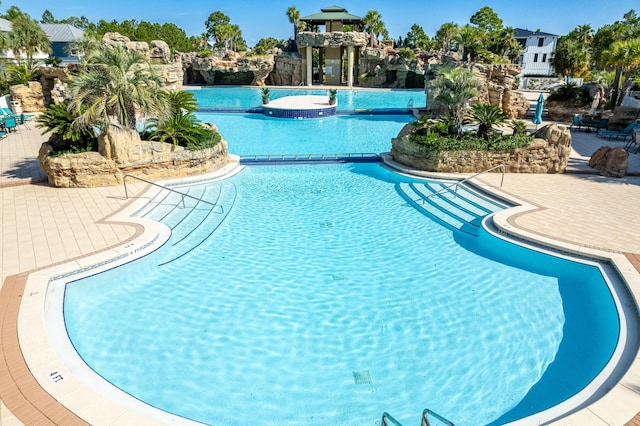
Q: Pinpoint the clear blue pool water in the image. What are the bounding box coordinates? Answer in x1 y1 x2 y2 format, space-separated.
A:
187 86 425 111
195 112 413 157
63 163 620 426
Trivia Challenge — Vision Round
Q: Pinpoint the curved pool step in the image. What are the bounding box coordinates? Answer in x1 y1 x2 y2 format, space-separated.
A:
396 181 506 236
158 183 237 265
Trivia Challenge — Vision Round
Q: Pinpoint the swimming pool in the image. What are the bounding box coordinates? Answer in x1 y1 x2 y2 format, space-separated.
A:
187 86 425 111
195 112 413 157
60 163 626 426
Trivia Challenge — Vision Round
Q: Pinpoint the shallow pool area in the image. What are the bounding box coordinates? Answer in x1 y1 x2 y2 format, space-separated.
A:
195 112 413 157
60 163 624 426
188 86 425 111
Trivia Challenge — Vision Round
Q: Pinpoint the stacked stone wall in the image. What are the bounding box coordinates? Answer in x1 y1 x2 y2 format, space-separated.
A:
390 123 571 174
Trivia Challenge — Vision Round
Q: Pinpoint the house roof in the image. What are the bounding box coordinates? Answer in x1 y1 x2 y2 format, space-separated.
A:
0 18 12 32
0 20 84 42
39 23 84 42
301 5 363 24
514 28 558 39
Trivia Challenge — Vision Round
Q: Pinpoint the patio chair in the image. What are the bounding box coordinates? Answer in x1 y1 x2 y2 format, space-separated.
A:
570 114 583 131
624 127 640 153
598 120 640 141
1 107 35 121
2 116 17 132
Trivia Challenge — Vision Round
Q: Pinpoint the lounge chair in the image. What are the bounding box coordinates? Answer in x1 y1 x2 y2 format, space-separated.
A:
598 120 640 141
570 114 608 133
1 108 35 121
624 127 640 153
1 116 17 132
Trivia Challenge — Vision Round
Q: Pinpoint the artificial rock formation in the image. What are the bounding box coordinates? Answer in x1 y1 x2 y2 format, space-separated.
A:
9 82 45 112
39 126 229 188
589 146 628 177
296 31 368 48
187 55 274 86
423 63 529 119
472 64 529 119
391 123 572 174
266 51 303 86
358 47 427 89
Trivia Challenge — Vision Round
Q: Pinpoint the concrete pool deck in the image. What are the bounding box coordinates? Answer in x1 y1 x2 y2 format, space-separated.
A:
1 117 640 425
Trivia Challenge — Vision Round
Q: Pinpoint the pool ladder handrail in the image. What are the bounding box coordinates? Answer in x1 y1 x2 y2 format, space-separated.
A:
381 408 455 426
422 408 455 426
425 164 505 200
123 174 222 212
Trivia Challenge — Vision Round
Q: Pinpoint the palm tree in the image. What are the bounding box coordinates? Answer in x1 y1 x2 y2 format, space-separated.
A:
65 36 99 64
572 24 594 46
428 67 481 135
436 22 459 54
68 45 169 132
363 10 387 47
8 14 51 65
455 25 483 62
499 27 520 61
160 90 198 114
147 111 209 147
286 6 301 41
601 38 640 106
470 103 507 139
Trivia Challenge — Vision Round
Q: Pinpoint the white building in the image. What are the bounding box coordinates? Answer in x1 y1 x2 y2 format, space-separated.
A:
514 28 558 77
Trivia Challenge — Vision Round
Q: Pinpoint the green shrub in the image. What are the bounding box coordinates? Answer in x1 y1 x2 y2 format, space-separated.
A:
547 82 590 106
409 130 533 152
185 129 222 151
397 47 416 60
198 49 212 58
36 102 98 155
145 111 221 150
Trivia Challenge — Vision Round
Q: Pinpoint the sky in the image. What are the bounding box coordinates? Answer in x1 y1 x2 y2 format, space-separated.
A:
3 0 639 47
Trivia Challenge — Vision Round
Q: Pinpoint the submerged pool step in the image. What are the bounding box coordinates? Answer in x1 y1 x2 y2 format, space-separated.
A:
158 183 238 265
397 181 505 236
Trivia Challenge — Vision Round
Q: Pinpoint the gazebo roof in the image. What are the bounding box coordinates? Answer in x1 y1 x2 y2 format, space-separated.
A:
300 5 363 24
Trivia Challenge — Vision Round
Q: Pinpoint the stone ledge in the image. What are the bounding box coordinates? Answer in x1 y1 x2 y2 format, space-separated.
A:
38 126 229 188
390 123 572 174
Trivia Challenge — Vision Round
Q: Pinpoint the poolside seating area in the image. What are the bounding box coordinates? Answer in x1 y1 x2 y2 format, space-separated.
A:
570 113 609 133
0 108 36 135
600 120 640 141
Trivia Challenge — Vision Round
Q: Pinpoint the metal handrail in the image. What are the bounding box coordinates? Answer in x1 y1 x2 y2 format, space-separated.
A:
381 412 403 426
426 164 505 200
422 408 454 426
123 174 221 211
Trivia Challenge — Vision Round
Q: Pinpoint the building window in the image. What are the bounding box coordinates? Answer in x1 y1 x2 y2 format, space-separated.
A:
542 53 547 62
538 37 544 47
534 53 539 63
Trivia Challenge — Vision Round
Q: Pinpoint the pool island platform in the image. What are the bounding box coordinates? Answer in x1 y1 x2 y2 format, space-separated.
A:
262 95 337 119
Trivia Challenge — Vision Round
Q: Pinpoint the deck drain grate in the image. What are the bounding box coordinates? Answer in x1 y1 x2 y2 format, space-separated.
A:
353 370 372 385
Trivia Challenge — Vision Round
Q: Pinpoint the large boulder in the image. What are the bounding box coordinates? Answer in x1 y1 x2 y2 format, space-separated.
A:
150 40 171 64
10 82 45 112
589 146 628 177
266 51 303 86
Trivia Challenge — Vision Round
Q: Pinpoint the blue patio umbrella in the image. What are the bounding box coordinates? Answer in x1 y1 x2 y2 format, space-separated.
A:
532 93 544 129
